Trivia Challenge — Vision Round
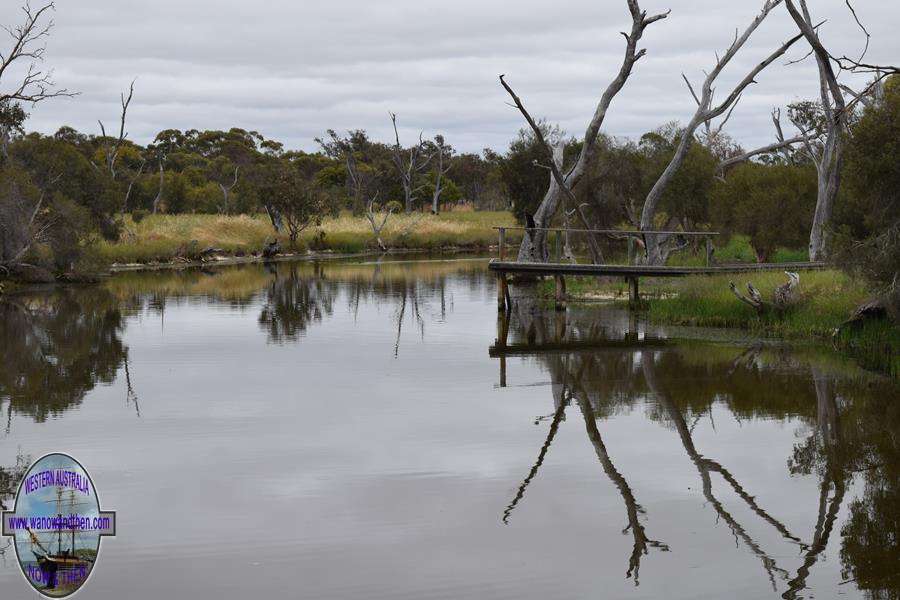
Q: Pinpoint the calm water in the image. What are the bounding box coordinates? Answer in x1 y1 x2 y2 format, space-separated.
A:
1 257 897 599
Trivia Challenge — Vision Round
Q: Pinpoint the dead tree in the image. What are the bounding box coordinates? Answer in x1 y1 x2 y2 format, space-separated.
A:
0 172 60 273
502 0 668 263
717 108 814 174
783 1 848 262
0 2 74 107
389 112 431 213
217 166 239 214
97 80 135 179
729 271 801 314
151 154 164 214
499 79 617 265
365 193 392 252
430 134 452 214
639 0 803 265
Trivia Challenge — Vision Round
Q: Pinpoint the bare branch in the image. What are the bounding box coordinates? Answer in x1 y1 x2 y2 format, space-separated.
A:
0 2 76 105
99 79 136 179
843 0 870 64
640 0 801 263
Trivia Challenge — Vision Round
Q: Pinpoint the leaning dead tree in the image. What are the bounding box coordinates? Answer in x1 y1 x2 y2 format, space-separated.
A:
730 271 801 314
97 80 135 179
639 0 803 265
0 176 57 274
502 0 669 263
495 86 606 264
389 112 431 214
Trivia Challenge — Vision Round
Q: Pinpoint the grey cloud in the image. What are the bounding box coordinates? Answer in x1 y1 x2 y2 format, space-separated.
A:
1 0 895 153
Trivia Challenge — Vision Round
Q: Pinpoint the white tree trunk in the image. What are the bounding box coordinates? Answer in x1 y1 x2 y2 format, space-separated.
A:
512 0 669 262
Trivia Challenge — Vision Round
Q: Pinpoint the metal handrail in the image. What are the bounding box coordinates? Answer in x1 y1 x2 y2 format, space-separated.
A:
494 226 719 264
492 226 719 236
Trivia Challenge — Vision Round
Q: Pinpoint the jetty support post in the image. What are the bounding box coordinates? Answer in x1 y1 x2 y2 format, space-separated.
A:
627 277 640 306
496 311 510 387
497 273 510 312
554 275 567 311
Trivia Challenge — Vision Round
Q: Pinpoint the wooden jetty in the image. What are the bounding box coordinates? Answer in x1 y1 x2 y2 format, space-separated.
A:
491 227 827 310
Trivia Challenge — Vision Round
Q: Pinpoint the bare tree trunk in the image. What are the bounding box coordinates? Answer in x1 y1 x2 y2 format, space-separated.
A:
217 166 240 215
505 0 669 262
640 0 801 264
430 135 452 214
151 159 164 214
365 194 392 251
122 159 146 214
0 125 10 161
786 1 847 262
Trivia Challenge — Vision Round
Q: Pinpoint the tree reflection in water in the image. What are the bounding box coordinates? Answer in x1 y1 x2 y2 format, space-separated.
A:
0 288 130 431
494 301 900 598
259 263 336 344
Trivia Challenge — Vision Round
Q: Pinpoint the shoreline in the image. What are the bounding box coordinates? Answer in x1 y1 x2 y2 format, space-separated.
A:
531 272 898 378
106 246 489 274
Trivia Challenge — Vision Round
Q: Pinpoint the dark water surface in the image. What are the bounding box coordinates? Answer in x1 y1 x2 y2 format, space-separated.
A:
1 257 897 599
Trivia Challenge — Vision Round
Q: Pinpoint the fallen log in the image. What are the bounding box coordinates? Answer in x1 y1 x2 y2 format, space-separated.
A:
730 271 800 314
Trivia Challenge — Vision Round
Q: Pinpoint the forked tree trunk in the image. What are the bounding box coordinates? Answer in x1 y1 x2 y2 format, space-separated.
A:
639 0 802 264
510 0 670 262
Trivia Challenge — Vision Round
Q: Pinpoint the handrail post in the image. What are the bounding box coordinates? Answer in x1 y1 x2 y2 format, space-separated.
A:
498 227 506 261
705 237 713 267
554 230 562 262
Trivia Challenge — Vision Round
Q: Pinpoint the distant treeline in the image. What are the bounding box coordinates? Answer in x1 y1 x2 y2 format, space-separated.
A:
0 76 897 284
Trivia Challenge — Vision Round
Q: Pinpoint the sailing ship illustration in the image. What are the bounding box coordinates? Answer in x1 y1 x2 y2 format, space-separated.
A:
24 487 94 592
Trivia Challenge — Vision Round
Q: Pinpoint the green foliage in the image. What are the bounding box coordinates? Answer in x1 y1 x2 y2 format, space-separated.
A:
499 123 577 223
638 123 719 228
834 76 900 317
0 164 99 278
711 162 817 262
839 78 900 238
260 163 327 247
420 172 462 207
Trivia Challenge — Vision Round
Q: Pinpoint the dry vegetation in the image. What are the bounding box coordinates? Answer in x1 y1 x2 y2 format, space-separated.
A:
97 210 518 265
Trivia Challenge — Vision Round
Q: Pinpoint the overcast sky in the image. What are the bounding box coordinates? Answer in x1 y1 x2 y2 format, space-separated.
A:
1 0 896 154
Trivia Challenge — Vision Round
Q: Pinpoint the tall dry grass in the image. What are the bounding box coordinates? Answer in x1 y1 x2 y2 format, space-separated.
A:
97 211 518 264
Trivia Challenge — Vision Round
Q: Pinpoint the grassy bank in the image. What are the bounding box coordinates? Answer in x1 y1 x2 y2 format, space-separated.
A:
97 210 519 265
537 268 899 377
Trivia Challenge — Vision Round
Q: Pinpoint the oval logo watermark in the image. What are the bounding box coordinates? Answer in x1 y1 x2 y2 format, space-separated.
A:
2 453 116 598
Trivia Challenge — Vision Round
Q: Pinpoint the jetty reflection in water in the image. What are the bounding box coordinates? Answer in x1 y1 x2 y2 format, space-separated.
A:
494 300 899 598
0 257 897 599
